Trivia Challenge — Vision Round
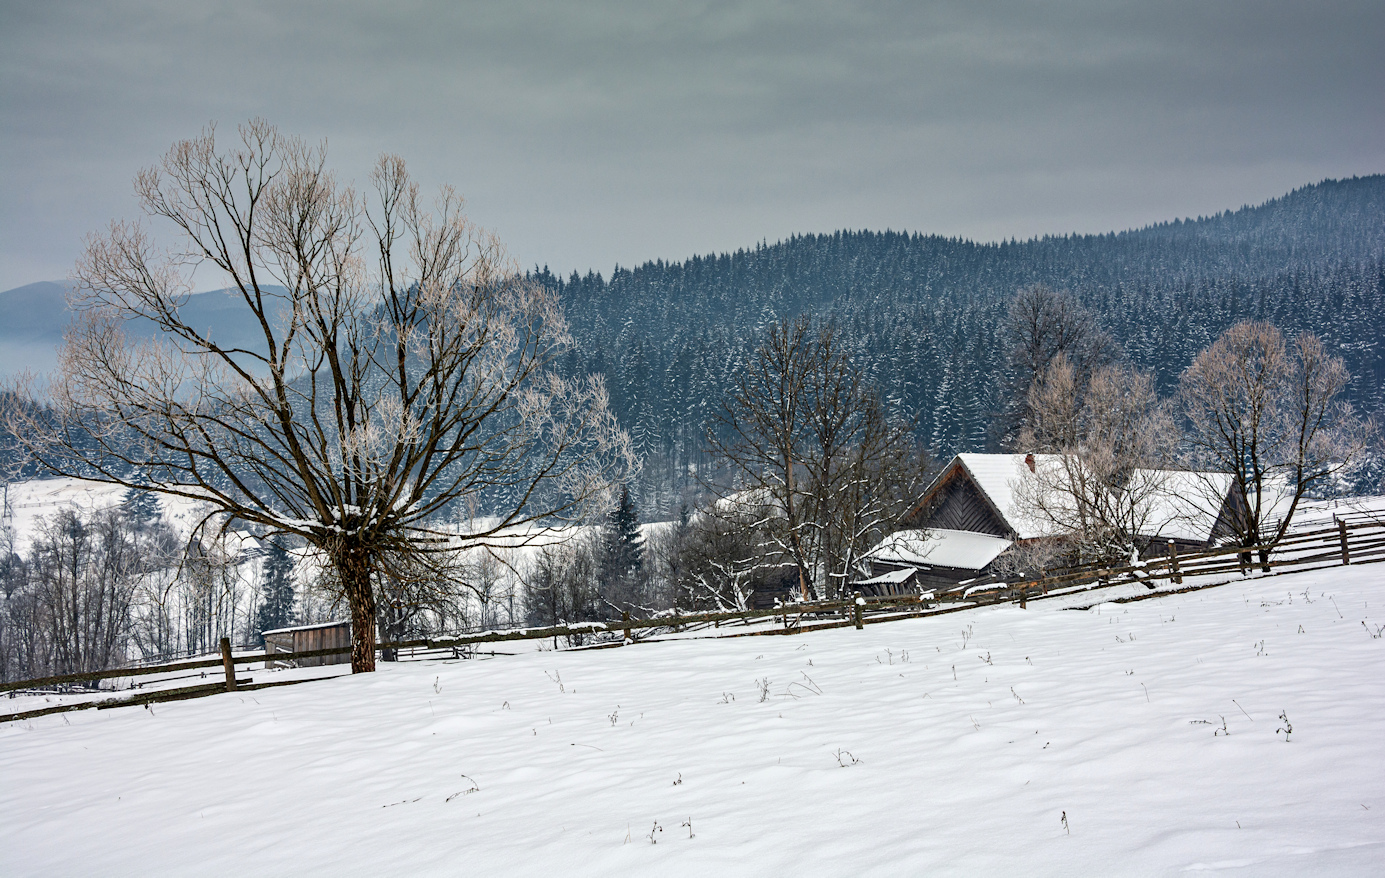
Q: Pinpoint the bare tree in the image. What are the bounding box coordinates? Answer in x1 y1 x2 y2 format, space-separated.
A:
1017 354 1179 563
0 506 170 681
1180 322 1372 565
178 532 247 655
813 394 932 596
5 121 632 672
521 536 601 634
1000 284 1117 449
664 510 760 612
707 317 818 598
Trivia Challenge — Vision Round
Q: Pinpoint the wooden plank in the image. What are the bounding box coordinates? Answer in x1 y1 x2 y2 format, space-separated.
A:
1 655 229 693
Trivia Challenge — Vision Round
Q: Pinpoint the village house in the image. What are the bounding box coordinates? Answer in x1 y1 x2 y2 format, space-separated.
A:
859 453 1249 592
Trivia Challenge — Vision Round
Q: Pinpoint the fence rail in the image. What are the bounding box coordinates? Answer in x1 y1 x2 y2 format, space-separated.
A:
5 516 1382 724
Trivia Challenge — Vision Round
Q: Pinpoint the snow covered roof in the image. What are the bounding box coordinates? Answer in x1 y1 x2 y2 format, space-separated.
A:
261 620 351 637
1129 469 1235 543
942 455 1244 545
954 453 1071 540
713 487 779 518
868 528 1014 572
852 567 917 587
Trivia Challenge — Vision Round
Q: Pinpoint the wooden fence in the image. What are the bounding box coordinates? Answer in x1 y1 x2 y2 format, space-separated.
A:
4 516 1382 724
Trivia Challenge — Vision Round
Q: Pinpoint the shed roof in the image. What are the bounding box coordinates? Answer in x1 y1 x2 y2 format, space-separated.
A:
852 567 918 587
869 527 1014 572
261 620 350 637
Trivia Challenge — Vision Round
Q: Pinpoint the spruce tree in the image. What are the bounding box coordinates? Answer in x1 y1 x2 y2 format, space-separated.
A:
254 539 297 642
598 486 643 611
121 487 163 528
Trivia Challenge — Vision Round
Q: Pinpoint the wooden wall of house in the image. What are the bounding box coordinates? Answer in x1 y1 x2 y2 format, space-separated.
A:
1210 486 1245 543
1138 536 1206 560
915 566 981 594
748 568 799 609
912 466 1010 536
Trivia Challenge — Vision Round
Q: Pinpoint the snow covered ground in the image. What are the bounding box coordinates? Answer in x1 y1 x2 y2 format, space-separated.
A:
2 477 223 555
3 560 1383 875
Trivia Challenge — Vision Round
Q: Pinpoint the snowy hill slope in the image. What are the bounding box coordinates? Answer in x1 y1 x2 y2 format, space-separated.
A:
3 561 1383 875
2 477 218 556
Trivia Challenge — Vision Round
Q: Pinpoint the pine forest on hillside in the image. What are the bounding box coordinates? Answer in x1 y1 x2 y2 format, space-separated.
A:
539 176 1385 513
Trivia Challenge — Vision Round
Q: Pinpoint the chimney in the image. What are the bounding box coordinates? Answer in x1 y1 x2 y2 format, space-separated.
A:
1024 453 1035 473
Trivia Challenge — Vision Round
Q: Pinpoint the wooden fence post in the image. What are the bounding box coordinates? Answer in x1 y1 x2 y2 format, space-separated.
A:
219 637 236 692
1168 540 1182 585
1338 519 1351 566
853 591 864 630
622 610 632 644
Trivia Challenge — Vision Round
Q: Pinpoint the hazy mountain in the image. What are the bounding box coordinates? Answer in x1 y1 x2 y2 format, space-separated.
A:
0 283 293 379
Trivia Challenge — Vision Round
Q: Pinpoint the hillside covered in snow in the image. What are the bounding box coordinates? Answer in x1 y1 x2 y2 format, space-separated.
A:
3 556 1382 875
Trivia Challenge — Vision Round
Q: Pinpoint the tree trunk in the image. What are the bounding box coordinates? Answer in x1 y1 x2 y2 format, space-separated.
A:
334 541 377 673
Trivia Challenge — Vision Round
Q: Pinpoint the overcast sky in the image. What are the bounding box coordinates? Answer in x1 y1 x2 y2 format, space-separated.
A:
2 0 1382 291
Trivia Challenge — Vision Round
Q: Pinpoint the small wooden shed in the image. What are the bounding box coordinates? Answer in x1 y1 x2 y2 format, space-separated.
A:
262 621 352 667
850 567 919 597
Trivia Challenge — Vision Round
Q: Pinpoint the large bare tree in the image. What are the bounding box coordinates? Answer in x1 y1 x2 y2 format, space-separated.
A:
1180 321 1371 565
5 121 632 672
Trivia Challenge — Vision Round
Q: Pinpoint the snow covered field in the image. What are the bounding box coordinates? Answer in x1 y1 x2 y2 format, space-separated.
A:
3 561 1383 875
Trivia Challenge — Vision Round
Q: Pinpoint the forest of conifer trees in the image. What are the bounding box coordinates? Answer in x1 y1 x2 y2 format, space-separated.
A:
535 176 1385 515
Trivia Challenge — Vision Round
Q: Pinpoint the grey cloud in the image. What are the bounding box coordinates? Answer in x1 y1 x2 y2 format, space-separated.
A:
2 1 1382 289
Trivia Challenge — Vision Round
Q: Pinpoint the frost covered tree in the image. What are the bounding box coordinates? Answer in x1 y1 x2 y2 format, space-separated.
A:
1180 321 1372 565
5 121 633 672
1016 353 1178 563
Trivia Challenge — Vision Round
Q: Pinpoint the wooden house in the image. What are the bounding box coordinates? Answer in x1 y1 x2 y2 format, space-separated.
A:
262 620 352 668
905 453 1069 541
871 453 1246 581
